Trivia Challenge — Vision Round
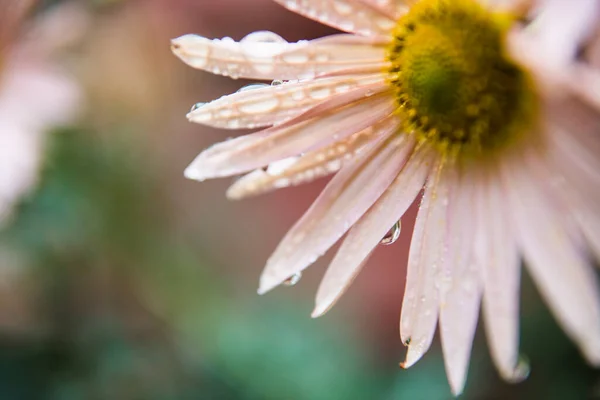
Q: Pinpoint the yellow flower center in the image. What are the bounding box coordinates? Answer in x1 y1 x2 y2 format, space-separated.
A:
387 0 538 162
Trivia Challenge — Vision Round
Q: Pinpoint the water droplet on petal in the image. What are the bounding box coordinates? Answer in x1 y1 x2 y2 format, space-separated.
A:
381 221 401 245
240 31 288 44
190 102 206 112
236 83 270 93
283 272 302 286
510 355 531 383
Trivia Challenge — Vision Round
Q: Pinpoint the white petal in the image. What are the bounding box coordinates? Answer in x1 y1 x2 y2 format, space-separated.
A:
273 0 399 37
171 33 387 80
185 87 394 181
312 146 432 317
188 74 384 129
480 176 522 382
505 158 600 365
227 115 398 200
258 132 415 295
526 0 599 67
400 161 449 369
439 171 481 396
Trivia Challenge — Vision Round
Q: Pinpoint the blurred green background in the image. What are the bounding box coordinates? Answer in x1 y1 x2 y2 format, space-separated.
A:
0 0 598 399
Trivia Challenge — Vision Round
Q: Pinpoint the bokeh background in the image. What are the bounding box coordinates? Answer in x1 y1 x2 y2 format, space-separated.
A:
0 1 598 399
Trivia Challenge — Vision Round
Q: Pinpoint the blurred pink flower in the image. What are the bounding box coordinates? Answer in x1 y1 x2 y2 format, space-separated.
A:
0 3 82 223
173 0 600 394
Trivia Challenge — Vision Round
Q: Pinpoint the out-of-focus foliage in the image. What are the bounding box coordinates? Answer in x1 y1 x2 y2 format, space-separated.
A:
0 127 386 400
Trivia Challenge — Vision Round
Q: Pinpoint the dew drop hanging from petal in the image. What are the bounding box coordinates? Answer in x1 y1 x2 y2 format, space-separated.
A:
509 356 531 383
190 102 206 112
381 220 401 245
283 272 302 286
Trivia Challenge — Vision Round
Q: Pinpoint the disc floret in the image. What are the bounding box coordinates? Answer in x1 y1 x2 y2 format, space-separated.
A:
387 0 538 161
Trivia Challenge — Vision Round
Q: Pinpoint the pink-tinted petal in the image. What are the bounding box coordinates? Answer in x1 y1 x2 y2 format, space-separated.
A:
577 210 600 264
566 65 600 111
548 127 600 194
484 0 532 13
171 33 387 81
544 98 600 261
227 115 398 200
481 175 522 382
273 0 399 38
258 132 415 295
505 158 600 365
400 161 449 369
545 125 600 262
188 73 384 129
185 87 394 181
312 145 432 317
439 171 481 396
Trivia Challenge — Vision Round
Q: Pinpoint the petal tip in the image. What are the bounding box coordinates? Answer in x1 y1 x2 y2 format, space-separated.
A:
184 164 205 181
401 346 424 369
582 338 600 367
225 188 243 201
311 304 328 318
257 279 277 295
446 369 466 398
170 35 188 54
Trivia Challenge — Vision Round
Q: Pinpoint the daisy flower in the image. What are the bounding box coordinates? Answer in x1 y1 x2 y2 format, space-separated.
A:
172 0 600 394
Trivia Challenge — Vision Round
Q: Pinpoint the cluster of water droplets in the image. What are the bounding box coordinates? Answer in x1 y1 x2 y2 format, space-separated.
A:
277 0 395 35
204 31 293 79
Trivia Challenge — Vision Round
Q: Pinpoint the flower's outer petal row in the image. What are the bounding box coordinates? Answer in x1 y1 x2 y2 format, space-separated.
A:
171 33 387 81
528 0 599 67
188 74 385 129
506 159 600 365
439 171 481 396
226 115 398 200
186 82 390 174
273 0 400 38
481 174 522 382
312 145 432 317
400 163 450 369
184 85 393 181
258 132 415 295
